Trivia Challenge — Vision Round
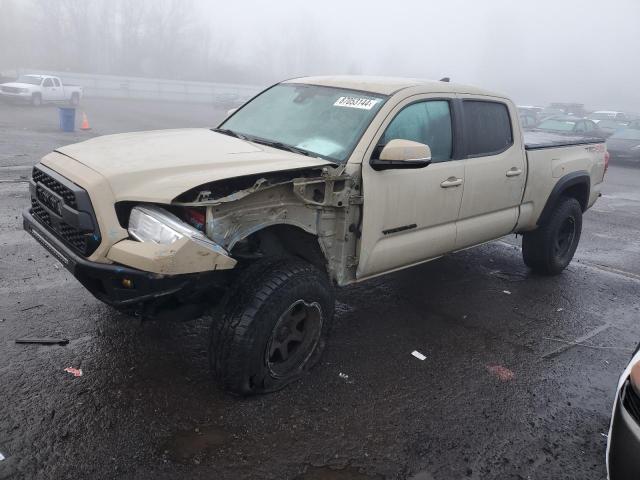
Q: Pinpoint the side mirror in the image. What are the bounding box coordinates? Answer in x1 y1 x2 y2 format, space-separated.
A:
226 107 238 118
370 139 432 171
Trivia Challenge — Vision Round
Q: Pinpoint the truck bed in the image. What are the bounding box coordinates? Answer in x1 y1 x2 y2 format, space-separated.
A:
524 131 604 150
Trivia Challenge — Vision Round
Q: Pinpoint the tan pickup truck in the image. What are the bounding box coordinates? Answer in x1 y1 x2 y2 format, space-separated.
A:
23 76 608 394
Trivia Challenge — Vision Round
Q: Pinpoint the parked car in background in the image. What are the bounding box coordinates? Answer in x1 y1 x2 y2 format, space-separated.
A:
538 107 565 121
519 111 538 130
534 116 603 138
606 128 640 165
518 105 543 120
549 102 586 117
607 343 640 479
596 119 629 138
628 120 640 130
588 110 628 123
0 74 83 106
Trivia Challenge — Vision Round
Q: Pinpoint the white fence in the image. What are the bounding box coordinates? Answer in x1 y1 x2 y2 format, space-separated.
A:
22 69 263 105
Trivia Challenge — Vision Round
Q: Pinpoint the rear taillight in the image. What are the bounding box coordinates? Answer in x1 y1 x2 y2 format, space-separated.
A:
184 207 206 231
604 151 610 174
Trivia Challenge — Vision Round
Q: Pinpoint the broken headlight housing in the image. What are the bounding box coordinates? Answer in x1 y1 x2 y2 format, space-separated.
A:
128 205 227 255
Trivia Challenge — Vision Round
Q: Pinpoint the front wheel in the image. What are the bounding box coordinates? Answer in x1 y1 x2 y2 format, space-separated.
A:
31 93 42 106
522 196 583 275
209 257 334 395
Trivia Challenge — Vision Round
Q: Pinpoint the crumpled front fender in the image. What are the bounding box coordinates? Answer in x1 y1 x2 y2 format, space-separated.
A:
107 237 237 275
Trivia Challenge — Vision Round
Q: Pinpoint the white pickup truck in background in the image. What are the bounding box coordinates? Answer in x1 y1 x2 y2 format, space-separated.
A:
0 74 83 106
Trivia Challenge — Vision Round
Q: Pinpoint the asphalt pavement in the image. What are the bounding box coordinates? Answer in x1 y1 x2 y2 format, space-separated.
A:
1 98 639 480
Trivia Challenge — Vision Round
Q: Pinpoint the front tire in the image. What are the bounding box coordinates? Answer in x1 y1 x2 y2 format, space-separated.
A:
31 93 42 106
209 257 334 395
522 196 583 275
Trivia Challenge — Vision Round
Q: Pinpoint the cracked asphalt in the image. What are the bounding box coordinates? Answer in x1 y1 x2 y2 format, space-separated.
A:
1 99 639 480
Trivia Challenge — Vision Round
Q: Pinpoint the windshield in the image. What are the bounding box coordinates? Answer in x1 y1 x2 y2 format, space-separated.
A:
610 128 640 140
537 119 576 131
219 83 386 163
16 75 43 85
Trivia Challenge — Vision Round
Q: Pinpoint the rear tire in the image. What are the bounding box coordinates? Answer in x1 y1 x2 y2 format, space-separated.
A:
209 257 334 395
522 196 582 275
70 93 80 106
31 93 42 107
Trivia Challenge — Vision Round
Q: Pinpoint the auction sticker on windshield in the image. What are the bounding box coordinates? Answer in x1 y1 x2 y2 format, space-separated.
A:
334 96 380 110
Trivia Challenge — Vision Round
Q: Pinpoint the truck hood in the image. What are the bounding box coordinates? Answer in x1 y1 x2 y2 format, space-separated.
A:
52 128 334 203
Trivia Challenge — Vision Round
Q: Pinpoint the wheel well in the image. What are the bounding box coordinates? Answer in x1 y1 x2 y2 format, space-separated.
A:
231 225 327 271
537 173 590 226
561 182 589 211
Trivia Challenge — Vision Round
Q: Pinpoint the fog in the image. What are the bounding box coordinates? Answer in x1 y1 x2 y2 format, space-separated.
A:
1 0 639 111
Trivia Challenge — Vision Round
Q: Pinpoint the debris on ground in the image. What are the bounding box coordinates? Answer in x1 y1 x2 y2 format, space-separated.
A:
338 372 349 380
19 304 44 312
557 308 564 312
64 367 83 377
502 290 511 295
411 350 427 361
16 337 69 346
486 364 515 381
0 452 4 461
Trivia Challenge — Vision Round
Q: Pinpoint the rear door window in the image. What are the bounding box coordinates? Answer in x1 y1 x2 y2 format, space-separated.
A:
53 78 61 87
462 101 513 157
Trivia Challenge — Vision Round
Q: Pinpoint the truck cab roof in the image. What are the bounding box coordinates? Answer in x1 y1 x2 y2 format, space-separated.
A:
285 75 505 97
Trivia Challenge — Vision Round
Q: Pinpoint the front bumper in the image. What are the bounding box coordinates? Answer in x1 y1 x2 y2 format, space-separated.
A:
23 208 227 311
0 91 32 102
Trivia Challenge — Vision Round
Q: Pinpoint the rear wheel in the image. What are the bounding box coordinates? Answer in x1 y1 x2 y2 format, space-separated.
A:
522 196 582 275
70 93 80 106
209 257 334 395
31 93 42 106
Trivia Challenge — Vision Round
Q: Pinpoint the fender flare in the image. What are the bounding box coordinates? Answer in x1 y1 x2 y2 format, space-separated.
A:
537 171 590 226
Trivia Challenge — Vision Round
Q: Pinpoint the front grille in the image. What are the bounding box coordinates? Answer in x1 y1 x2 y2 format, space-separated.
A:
623 380 640 423
1 86 21 93
29 165 100 256
31 199 90 253
32 167 77 208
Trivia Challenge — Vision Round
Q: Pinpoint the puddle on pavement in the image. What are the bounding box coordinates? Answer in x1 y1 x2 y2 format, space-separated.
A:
299 466 382 480
160 425 229 464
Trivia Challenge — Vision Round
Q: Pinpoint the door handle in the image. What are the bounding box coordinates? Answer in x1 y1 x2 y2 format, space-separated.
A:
506 167 523 177
440 177 463 188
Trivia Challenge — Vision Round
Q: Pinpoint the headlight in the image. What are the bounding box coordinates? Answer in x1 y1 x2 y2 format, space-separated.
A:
128 205 227 255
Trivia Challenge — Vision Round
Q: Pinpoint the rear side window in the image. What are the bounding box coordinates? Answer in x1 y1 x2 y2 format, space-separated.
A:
381 100 453 161
463 101 513 157
53 78 60 87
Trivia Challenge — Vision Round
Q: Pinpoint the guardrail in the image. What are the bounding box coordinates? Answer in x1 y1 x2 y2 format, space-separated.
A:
22 69 264 105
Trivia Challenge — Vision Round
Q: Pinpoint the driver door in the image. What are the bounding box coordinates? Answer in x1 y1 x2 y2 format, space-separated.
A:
41 78 58 101
357 95 465 279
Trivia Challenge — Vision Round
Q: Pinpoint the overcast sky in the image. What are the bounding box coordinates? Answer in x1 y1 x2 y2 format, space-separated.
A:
206 0 640 111
3 0 639 111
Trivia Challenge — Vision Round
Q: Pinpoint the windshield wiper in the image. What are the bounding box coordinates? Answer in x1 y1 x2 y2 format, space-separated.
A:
247 137 315 158
212 128 247 140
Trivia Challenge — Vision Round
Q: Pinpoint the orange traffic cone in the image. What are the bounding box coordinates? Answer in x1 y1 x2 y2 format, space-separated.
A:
80 112 91 131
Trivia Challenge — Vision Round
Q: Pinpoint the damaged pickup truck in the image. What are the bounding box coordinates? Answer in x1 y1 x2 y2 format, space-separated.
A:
23 76 608 394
